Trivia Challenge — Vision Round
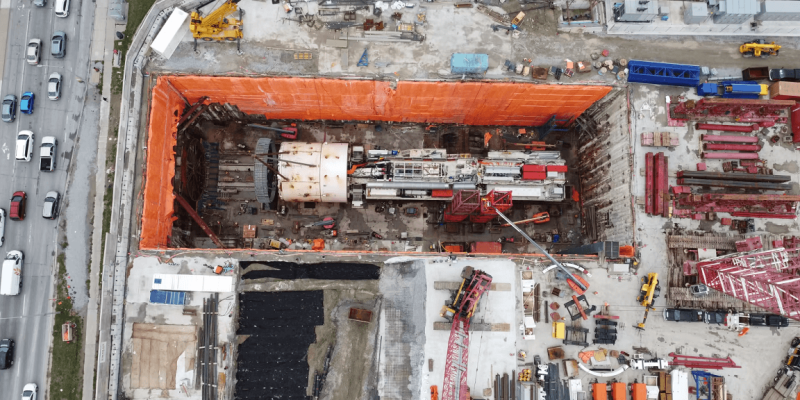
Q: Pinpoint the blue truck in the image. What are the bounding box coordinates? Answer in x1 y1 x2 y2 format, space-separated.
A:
696 81 768 99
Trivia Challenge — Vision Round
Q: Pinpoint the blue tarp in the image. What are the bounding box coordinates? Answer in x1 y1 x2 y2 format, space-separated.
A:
149 290 186 305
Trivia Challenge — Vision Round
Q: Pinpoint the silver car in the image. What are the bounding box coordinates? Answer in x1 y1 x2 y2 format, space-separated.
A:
1 95 15 122
47 73 62 101
42 192 59 219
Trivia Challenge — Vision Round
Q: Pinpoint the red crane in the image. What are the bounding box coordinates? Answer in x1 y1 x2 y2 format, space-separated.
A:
440 267 493 400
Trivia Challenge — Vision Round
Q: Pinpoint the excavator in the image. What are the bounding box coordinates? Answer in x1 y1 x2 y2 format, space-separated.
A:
739 39 781 58
189 0 244 50
635 272 660 330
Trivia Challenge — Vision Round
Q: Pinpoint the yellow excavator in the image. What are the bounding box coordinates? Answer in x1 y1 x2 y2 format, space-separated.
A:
739 39 781 58
190 0 243 49
635 272 660 330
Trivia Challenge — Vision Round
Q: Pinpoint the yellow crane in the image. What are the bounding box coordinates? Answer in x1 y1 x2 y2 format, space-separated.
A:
739 39 781 58
635 272 660 330
190 0 243 48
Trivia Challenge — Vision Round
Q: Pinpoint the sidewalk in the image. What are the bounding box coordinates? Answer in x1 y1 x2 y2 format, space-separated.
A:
0 0 12 94
82 0 119 397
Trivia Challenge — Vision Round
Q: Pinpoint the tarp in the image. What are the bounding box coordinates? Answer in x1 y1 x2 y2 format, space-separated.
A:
141 76 612 250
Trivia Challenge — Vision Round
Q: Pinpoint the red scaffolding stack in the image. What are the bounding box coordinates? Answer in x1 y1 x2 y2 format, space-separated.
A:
444 190 481 223
469 190 512 224
697 247 800 320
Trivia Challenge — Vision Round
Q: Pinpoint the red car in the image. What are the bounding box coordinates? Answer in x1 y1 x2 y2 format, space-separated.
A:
9 191 26 221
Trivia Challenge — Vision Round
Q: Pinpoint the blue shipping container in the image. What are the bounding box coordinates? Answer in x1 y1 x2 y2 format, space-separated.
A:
451 53 489 74
628 60 701 87
697 83 719 96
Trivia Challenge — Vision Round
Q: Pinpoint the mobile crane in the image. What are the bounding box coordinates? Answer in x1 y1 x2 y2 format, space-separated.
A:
189 0 244 50
739 39 781 58
440 266 493 400
635 273 660 330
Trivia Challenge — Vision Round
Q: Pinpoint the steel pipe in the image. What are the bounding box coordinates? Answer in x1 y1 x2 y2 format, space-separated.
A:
365 182 476 190
248 123 296 134
703 143 761 151
731 212 796 219
696 123 758 132
701 152 760 160
677 178 791 191
677 171 791 183
700 134 759 143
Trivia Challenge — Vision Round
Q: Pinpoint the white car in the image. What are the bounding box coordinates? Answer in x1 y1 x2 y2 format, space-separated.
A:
48 73 62 100
54 0 69 17
15 131 34 162
0 209 5 247
26 39 41 65
22 383 37 400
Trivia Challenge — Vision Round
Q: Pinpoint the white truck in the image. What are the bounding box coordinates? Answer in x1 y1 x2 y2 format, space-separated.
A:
39 136 57 172
1 251 23 295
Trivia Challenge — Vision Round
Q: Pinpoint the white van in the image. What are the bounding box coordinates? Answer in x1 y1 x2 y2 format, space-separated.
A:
54 0 69 17
1 251 23 295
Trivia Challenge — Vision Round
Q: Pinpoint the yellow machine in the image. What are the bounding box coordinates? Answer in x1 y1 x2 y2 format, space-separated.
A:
635 273 660 330
739 40 781 58
190 0 244 45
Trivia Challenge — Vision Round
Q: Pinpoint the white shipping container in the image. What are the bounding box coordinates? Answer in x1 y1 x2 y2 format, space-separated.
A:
152 273 234 293
150 9 190 59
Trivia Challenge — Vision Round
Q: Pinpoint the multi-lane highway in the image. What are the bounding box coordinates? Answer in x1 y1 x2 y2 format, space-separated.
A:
0 0 96 396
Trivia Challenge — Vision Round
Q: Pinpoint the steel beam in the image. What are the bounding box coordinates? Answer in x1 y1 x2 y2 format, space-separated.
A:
702 152 760 159
645 152 653 215
703 143 761 151
174 193 225 248
677 171 791 183
695 123 758 132
700 134 759 143
677 178 791 191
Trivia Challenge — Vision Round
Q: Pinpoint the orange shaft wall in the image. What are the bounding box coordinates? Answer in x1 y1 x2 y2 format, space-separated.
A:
140 76 612 249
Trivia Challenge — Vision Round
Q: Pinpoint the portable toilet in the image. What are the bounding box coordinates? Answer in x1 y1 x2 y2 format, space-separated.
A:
611 382 627 400
592 383 608 400
630 383 647 400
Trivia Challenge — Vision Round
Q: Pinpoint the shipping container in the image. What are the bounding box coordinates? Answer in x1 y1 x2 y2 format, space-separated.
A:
432 189 454 198
770 81 800 100
470 241 502 253
547 165 568 172
522 172 547 180
592 383 608 400
450 53 489 74
522 164 546 172
150 9 190 59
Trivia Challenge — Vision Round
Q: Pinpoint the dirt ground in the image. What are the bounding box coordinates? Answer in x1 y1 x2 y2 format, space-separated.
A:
129 323 198 390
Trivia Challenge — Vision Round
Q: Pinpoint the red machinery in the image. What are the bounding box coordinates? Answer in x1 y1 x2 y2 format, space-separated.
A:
440 267 493 400
444 190 481 223
698 247 800 320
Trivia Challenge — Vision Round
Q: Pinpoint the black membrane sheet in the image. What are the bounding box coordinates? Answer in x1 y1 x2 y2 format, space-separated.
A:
240 261 381 280
235 291 324 400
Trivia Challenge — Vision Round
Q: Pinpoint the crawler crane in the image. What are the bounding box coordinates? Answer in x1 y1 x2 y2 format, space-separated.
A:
635 272 661 330
189 0 244 50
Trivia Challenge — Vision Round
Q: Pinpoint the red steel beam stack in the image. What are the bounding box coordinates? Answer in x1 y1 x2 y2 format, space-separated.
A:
695 123 759 133
674 193 800 219
444 190 481 223
703 143 761 152
671 97 795 126
644 152 669 217
645 153 654 215
697 248 800 320
701 134 759 143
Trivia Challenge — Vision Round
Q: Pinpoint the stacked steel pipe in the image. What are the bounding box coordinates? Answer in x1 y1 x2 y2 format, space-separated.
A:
677 171 792 191
699 131 763 160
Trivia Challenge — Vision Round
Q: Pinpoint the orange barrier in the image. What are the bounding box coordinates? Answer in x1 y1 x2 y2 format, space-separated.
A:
140 76 612 250
140 77 181 249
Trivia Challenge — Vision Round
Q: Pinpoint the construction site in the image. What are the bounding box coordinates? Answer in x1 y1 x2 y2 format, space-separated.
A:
100 0 800 400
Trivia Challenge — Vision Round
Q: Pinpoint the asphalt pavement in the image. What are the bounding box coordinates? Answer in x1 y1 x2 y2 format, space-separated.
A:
0 0 96 397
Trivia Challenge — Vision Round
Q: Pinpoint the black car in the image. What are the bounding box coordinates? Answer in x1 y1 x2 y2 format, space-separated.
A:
663 308 704 322
769 68 800 82
704 310 727 325
0 339 14 369
749 313 789 327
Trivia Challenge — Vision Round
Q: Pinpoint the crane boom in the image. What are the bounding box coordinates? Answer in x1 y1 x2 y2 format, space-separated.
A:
441 267 493 400
189 0 243 42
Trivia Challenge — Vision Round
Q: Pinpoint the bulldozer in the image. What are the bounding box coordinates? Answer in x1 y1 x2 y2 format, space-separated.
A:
739 39 781 58
635 272 660 330
189 0 244 49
